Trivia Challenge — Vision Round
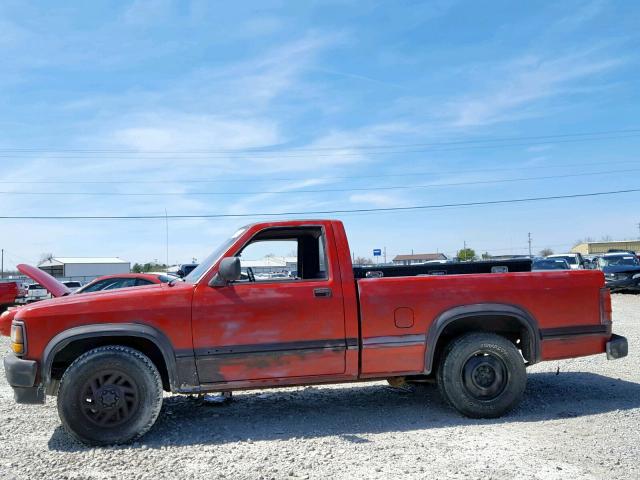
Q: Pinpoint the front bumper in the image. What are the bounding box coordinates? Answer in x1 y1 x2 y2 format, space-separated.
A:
605 277 640 292
3 354 45 404
606 334 628 360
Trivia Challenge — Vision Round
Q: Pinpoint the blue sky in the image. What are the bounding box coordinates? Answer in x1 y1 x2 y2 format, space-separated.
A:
0 0 639 268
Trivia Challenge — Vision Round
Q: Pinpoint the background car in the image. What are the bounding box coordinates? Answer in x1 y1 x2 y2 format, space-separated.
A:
596 253 640 293
547 253 586 270
532 258 571 270
0 281 20 310
170 263 199 278
75 273 175 293
25 283 51 302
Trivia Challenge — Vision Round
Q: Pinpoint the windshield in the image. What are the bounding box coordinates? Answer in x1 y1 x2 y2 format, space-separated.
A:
551 255 577 264
183 227 247 283
599 255 640 267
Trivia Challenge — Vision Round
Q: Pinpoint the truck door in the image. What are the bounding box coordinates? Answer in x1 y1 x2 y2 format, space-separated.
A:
191 225 347 384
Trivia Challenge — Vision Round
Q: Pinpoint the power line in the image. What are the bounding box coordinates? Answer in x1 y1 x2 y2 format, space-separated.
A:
2 128 639 154
1 159 638 185
0 168 637 197
0 188 637 220
1 133 638 160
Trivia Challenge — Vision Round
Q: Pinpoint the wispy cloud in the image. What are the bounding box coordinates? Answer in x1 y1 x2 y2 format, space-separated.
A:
554 0 605 32
122 0 174 25
226 178 333 216
349 193 403 208
447 48 625 127
111 113 280 152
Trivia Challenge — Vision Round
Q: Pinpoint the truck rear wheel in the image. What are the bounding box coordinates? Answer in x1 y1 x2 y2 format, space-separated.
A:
57 345 163 446
436 332 526 418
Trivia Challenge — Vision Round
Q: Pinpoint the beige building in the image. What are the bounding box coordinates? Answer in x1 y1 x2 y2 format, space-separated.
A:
571 240 640 255
392 253 447 265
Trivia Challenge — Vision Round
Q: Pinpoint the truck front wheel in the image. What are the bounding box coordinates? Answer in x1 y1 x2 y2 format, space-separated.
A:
436 332 526 418
57 345 163 446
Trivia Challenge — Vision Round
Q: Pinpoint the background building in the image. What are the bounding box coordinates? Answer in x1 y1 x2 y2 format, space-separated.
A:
241 256 297 274
571 240 640 255
392 253 447 265
38 257 130 281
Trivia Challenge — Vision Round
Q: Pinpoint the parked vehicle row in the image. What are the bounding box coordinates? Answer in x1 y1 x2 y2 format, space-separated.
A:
532 250 640 293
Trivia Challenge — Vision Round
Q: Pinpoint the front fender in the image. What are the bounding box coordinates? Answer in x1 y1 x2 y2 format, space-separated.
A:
41 323 181 390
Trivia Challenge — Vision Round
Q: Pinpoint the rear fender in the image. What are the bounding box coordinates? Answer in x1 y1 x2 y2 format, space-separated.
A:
425 303 540 374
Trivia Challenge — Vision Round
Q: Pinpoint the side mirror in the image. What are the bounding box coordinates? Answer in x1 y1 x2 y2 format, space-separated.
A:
208 257 241 287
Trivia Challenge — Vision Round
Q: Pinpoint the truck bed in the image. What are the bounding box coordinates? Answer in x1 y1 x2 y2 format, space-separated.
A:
356 269 605 376
353 258 532 279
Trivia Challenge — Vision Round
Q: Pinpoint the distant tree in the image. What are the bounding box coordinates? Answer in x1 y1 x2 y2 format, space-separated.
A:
481 251 491 260
354 256 373 265
132 262 167 273
456 248 477 261
600 235 612 241
574 237 594 246
38 252 54 264
538 248 554 257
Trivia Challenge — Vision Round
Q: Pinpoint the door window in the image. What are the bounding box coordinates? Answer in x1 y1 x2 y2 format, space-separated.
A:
235 227 329 283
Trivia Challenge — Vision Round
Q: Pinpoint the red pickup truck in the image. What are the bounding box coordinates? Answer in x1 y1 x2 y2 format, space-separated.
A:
0 281 21 310
3 219 628 446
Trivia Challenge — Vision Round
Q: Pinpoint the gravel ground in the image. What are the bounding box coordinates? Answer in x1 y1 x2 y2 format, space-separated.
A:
1 294 639 480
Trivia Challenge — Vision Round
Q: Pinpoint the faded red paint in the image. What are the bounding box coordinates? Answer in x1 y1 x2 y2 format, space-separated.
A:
9 219 617 392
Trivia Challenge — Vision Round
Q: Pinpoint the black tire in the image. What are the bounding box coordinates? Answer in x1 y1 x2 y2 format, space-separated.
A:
436 332 526 418
57 345 163 446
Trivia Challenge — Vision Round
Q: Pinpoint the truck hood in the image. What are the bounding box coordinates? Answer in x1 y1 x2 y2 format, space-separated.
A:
19 281 165 310
17 264 71 297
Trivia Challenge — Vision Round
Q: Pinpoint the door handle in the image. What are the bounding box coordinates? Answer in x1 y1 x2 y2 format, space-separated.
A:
313 287 332 298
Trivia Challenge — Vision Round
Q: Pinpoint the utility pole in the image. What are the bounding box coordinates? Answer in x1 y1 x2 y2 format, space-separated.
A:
528 233 532 258
463 240 467 261
1 249 3 279
637 222 640 239
165 209 169 273
383 247 387 264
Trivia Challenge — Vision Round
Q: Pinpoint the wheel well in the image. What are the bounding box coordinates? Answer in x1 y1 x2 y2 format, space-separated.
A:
50 336 171 391
431 314 536 373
